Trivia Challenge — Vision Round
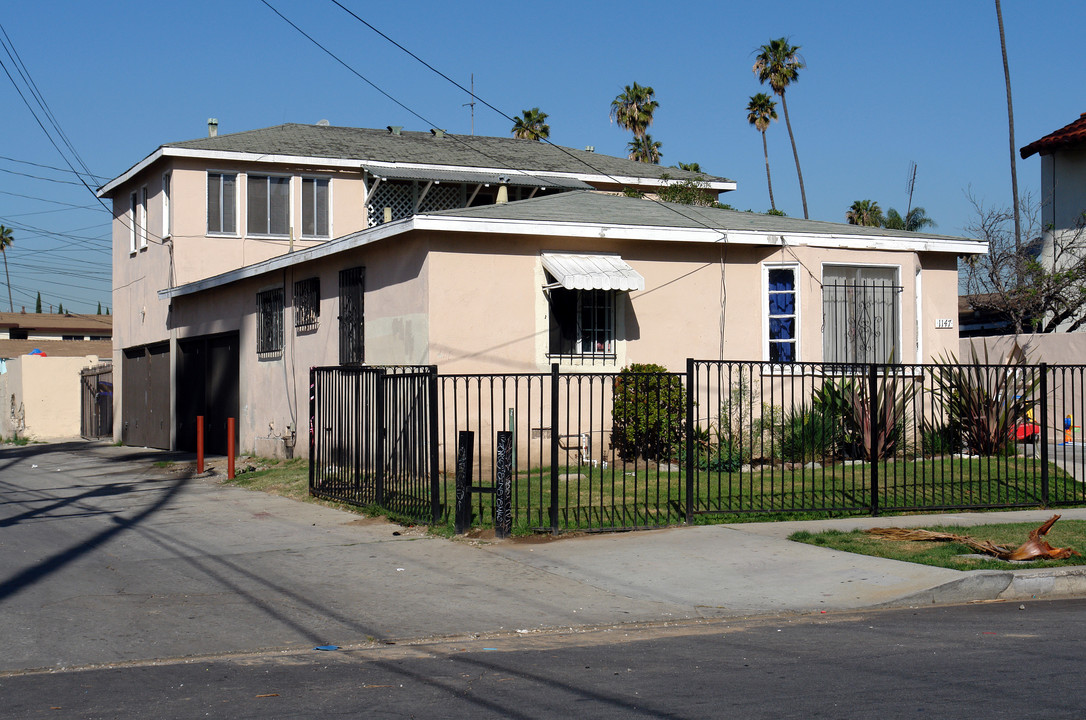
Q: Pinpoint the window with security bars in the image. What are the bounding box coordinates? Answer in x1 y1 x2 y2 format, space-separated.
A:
822 266 901 364
294 277 319 330
256 288 284 355
548 285 616 358
339 267 364 365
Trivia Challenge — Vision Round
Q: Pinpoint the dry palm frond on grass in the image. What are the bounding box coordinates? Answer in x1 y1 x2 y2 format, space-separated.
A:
867 514 1079 561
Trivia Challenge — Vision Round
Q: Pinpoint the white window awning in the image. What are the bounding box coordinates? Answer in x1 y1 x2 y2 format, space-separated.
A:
541 253 645 291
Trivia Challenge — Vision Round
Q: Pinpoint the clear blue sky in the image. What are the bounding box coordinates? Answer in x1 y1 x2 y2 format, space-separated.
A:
1 0 1083 314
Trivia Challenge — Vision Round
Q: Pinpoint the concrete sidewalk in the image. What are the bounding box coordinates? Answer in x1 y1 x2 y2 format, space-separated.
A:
2 441 1086 672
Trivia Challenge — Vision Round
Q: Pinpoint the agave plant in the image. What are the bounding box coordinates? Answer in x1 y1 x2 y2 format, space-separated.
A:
929 343 1040 456
814 370 916 461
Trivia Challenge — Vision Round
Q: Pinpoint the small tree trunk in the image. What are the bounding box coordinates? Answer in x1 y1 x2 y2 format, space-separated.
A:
762 130 776 211
2 251 11 313
995 0 1022 257
779 91 808 219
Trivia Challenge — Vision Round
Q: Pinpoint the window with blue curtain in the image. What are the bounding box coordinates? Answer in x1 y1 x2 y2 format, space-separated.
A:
767 267 796 362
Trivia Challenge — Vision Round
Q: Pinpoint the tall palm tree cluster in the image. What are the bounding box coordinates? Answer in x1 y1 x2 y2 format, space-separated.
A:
751 37 806 219
611 82 661 164
845 200 936 231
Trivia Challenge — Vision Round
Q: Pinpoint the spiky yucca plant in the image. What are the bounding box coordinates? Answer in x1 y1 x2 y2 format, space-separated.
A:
814 371 916 461
930 344 1040 456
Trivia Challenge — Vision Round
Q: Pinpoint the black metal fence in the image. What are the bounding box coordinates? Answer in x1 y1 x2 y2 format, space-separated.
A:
310 360 1086 531
80 364 113 440
309 365 437 522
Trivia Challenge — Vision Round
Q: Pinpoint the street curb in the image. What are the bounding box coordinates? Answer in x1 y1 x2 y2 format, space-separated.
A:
879 566 1086 607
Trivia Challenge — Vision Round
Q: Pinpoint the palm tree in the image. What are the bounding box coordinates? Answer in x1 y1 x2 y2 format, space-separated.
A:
746 93 779 211
884 206 936 232
995 0 1021 256
627 134 662 164
677 162 702 173
0 225 13 312
511 107 550 141
753 38 808 219
846 200 884 227
610 82 658 139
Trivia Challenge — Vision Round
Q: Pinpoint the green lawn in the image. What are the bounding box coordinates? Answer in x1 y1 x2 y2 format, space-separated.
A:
233 454 1083 536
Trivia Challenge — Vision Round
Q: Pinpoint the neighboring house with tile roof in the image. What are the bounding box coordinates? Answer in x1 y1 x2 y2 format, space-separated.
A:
97 121 984 455
1021 112 1086 331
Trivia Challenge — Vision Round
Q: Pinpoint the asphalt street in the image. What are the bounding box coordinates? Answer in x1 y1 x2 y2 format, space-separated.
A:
4 439 1086 719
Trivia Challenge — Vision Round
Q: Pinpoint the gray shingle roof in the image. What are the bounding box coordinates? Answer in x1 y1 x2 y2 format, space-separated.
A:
165 123 730 184
426 191 973 242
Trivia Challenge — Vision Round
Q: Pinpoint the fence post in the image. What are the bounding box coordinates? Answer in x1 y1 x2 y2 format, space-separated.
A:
1040 362 1049 506
550 363 560 535
454 430 474 534
196 415 204 474
685 358 695 523
375 368 387 507
428 366 441 525
227 417 235 480
868 363 879 517
495 430 513 538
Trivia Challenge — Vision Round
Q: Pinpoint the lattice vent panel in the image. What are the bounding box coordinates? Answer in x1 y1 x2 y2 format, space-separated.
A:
419 184 461 213
367 182 414 226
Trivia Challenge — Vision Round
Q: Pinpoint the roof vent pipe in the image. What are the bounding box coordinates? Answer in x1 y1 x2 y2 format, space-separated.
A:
208 118 218 137
387 125 402 135
584 146 595 152
430 128 446 138
496 184 509 205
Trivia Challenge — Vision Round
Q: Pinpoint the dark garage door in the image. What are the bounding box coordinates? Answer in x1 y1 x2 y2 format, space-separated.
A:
121 342 171 449
177 332 239 455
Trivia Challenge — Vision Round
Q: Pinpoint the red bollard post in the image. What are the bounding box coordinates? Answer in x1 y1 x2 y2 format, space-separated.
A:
196 415 204 474
227 417 235 480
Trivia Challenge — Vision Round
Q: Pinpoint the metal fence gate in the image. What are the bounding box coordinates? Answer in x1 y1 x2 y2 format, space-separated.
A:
80 364 113 440
309 365 439 524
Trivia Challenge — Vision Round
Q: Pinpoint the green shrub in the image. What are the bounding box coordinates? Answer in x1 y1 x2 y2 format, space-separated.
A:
779 406 841 463
610 363 686 462
921 423 961 457
702 443 745 472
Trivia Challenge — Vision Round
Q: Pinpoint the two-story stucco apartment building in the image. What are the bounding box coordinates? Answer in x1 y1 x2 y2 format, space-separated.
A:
97 121 985 456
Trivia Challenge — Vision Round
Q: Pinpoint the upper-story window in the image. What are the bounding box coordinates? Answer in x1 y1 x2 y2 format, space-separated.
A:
301 178 329 238
139 186 148 250
161 173 171 238
128 191 138 254
247 175 290 237
208 172 237 235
